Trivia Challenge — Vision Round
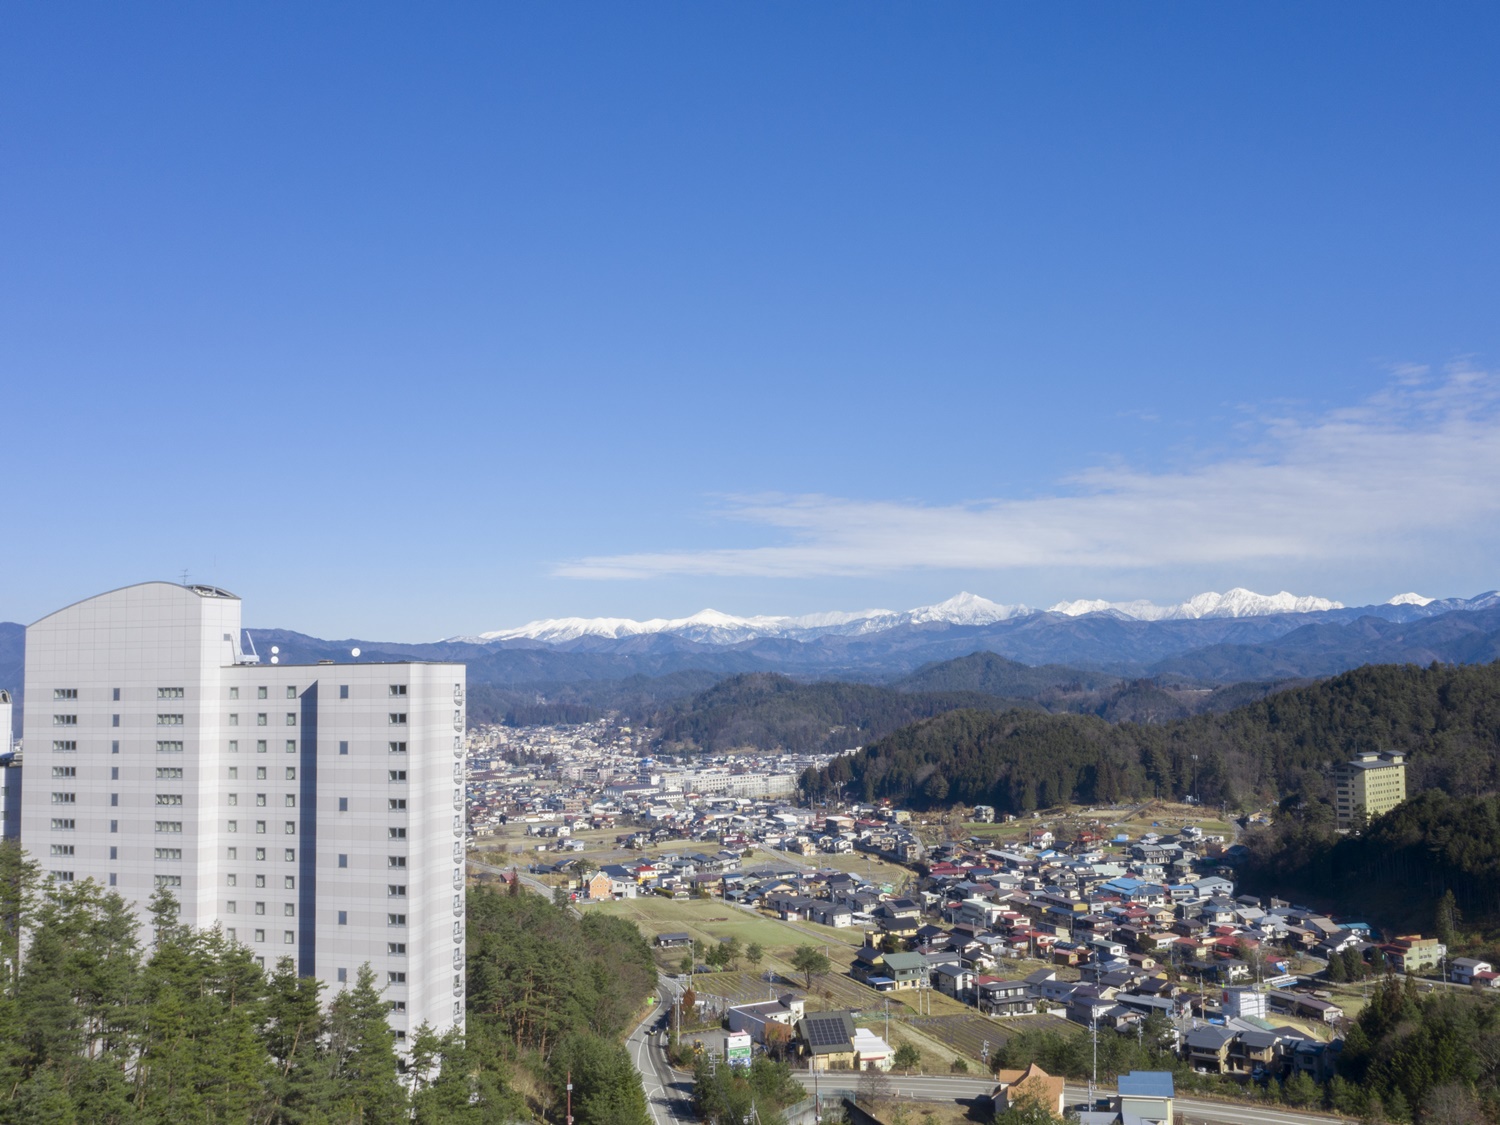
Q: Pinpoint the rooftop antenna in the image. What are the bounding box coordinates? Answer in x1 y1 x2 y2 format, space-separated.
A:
270 645 279 666
179 568 190 586
351 647 361 660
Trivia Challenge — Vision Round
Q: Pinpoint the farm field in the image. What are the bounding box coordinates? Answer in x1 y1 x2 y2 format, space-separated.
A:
588 893 867 986
906 1012 1077 1063
958 799 1236 848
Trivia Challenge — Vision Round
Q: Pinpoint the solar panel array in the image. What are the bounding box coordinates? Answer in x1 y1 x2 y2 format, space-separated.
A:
804 1016 850 1048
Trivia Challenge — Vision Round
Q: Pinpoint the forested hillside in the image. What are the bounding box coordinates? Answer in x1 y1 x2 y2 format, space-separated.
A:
632 658 1308 756
1242 788 1500 932
636 672 1034 754
0 845 655 1125
466 670 720 727
808 661 1500 813
893 652 1121 697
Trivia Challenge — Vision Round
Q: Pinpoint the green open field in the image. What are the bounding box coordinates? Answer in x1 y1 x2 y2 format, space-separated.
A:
587 892 867 987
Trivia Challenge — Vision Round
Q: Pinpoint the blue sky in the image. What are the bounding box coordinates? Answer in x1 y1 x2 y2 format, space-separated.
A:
3 3 1499 639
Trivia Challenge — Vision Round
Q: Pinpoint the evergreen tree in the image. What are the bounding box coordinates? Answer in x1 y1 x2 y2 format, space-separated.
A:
324 964 403 1125
263 956 330 1122
1435 889 1461 947
550 1032 651 1125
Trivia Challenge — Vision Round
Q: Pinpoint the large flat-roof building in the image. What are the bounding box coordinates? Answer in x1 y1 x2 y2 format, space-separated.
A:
19 582 465 1043
1334 751 1407 830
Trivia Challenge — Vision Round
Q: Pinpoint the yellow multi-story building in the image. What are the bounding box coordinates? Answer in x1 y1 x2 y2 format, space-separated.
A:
1334 751 1407 829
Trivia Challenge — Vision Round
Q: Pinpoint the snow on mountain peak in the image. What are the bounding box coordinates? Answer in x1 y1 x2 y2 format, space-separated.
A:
906 591 1028 625
1388 592 1435 606
470 586 1364 644
1049 588 1344 621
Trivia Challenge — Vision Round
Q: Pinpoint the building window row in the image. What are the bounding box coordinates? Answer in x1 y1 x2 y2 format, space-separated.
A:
157 714 183 726
155 794 183 806
53 715 77 726
53 688 78 700
52 740 77 752
157 767 183 779
157 687 184 699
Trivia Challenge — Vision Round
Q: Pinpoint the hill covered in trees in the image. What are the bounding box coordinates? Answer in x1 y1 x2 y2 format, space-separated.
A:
637 672 1029 755
629 655 1308 756
1242 787 1500 933
0 845 656 1125
807 661 1500 814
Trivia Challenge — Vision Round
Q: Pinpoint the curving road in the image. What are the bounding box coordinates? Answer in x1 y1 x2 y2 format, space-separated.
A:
627 978 699 1125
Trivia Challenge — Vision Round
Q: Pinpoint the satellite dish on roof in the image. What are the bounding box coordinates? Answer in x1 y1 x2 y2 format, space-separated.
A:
351 647 361 658
270 656 279 664
271 646 280 655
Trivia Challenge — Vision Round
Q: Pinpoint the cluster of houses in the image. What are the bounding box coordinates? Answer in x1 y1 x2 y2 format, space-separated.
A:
674 821 1472 1090
716 991 1174 1125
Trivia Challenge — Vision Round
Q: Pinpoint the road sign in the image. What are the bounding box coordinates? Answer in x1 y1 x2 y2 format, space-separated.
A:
725 1032 752 1067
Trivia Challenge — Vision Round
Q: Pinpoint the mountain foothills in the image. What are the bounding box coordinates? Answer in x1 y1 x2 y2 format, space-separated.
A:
807 659 1500 818
627 656 1304 756
4 589 1500 716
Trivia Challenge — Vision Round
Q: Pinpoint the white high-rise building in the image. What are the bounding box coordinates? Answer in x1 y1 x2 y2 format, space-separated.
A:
20 582 466 1042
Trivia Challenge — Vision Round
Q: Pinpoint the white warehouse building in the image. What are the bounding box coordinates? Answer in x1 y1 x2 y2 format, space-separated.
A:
20 581 466 1043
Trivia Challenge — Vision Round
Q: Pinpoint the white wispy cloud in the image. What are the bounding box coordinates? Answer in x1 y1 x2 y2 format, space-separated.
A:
556 365 1500 580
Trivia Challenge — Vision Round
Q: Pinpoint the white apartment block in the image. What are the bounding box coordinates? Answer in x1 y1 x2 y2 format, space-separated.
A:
0 689 17 839
20 582 465 1043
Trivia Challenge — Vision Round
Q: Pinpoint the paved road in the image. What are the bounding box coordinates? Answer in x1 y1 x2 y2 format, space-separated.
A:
487 855 1352 1125
627 990 696 1125
788 1073 1353 1125
467 858 585 917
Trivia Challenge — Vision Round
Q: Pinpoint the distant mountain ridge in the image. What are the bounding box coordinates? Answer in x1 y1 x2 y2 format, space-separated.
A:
3 591 1499 731
461 587 1494 644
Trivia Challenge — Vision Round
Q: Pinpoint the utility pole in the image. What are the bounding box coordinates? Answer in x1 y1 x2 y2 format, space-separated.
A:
1088 1012 1098 1108
566 1072 574 1125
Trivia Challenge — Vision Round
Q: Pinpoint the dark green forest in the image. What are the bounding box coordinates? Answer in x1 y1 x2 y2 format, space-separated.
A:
631 663 1303 756
1242 788 1500 932
808 661 1500 813
638 673 1033 755
0 844 656 1125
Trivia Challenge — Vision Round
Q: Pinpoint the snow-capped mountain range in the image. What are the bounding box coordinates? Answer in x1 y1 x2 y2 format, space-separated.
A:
459 587 1448 646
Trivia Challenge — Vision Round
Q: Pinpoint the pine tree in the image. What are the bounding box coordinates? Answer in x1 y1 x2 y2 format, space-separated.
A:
263 956 330 1123
1435 889 1461 948
324 963 403 1125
